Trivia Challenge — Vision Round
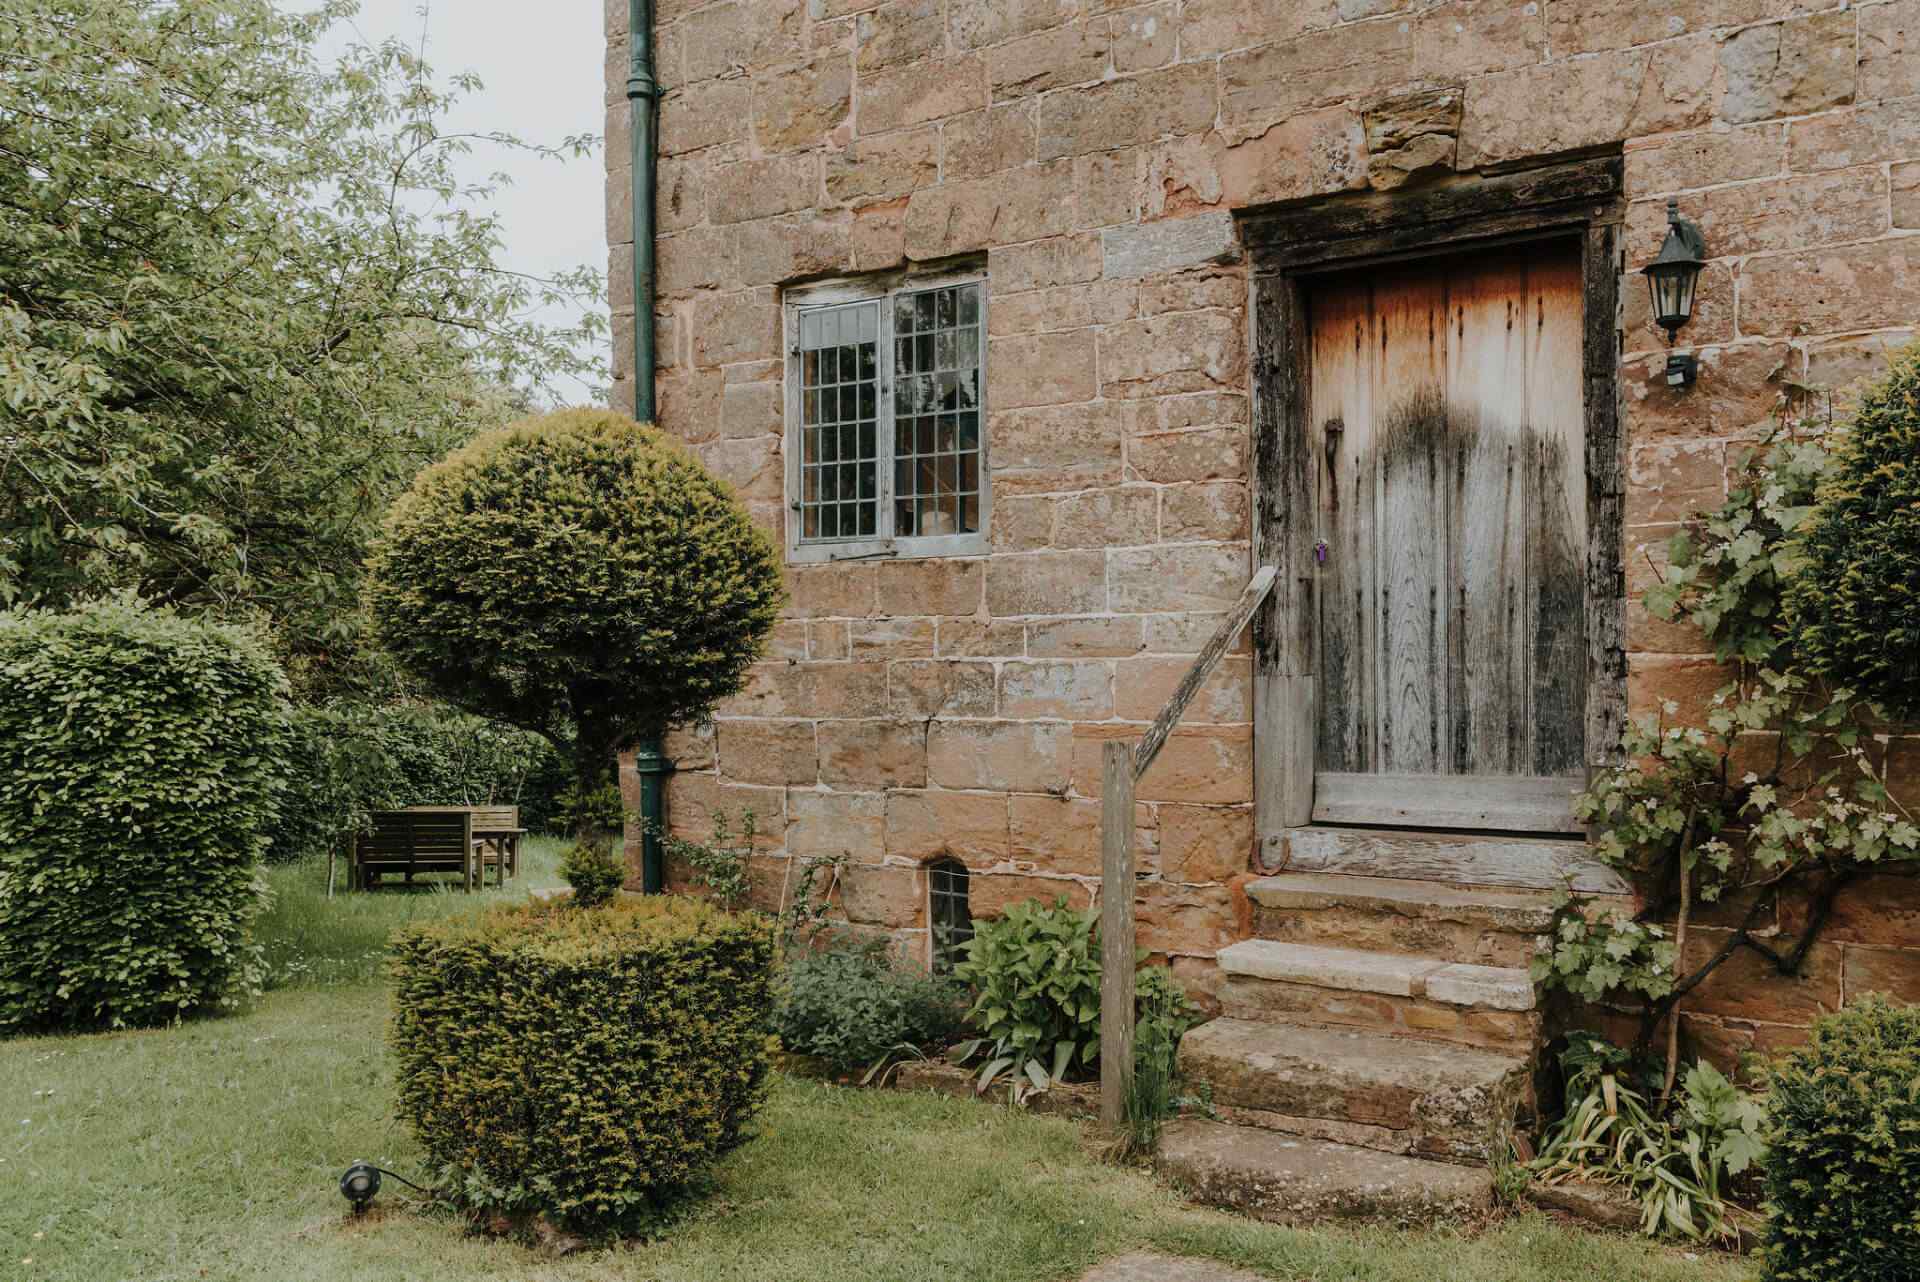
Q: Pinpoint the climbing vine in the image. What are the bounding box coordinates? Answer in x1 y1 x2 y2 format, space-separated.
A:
1535 414 1920 1093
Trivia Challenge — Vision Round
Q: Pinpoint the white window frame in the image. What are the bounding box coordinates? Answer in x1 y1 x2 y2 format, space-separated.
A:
783 266 990 564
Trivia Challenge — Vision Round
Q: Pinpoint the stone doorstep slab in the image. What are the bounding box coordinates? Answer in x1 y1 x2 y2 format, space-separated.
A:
1178 1017 1527 1161
1218 939 1536 1012
1245 872 1559 934
1156 1117 1495 1227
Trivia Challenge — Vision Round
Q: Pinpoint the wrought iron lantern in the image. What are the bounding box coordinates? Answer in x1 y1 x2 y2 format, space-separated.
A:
1641 199 1709 387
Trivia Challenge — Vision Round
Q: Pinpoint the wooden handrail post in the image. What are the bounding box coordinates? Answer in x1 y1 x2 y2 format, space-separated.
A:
1099 739 1137 1132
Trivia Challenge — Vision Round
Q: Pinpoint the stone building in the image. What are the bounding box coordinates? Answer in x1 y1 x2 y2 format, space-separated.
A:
608 0 1920 1208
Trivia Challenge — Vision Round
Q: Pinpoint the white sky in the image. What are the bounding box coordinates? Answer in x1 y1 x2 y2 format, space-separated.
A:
314 1 609 402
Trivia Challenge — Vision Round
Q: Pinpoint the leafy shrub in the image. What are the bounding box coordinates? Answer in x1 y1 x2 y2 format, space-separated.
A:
773 935 968 1074
0 598 290 1031
1785 345 1920 714
1762 995 1920 1280
1528 1034 1765 1242
663 809 759 913
952 898 1201 1097
390 895 776 1235
560 841 626 908
366 409 785 852
266 698 564 862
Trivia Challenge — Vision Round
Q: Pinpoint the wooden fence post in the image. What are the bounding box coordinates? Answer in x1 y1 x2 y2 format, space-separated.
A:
1099 739 1137 1132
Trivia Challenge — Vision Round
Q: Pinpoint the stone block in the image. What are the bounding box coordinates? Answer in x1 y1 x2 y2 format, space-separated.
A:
660 78 751 156
719 719 819 786
991 494 1055 551
1627 439 1727 525
989 21 1110 98
729 661 890 719
656 225 738 298
1842 944 1920 1004
1627 526 1711 655
752 53 852 152
733 212 852 285
1128 428 1249 485
718 379 781 440
654 367 723 442
838 861 925 927
1626 653 1737 726
1027 616 1146 658
682 0 805 81
1803 330 1918 413
1177 0 1328 60
987 550 1109 616
1626 169 1886 262
1115 655 1252 723
987 329 1099 409
1739 238 1920 337
850 196 910 270
1897 160 1920 228
1139 882 1239 956
1548 0 1777 55
1681 928 1843 1024
1037 63 1217 160
1790 100 1920 173
856 0 943 71
998 659 1115 719
1009 792 1132 876
1626 123 1787 194
786 789 887 860
875 559 984 616
664 771 787 844
859 56 987 132
1109 543 1249 614
691 284 783 368
1205 104 1374 208
989 281 1139 336
944 102 1039 180
888 659 998 718
936 618 1027 657
1411 0 1546 79
1077 147 1144 228
1158 803 1254 884
1362 90 1460 192
902 160 1075 257
1102 211 1238 280
927 719 1074 791
1112 2 1178 72
825 127 939 202
1461 41 1717 168
1621 341 1793 445
951 0 1076 51
786 562 878 618
885 789 1011 863
696 435 783 502
818 719 929 788
1160 480 1248 543
1862 0 1920 105
707 157 818 226
1054 487 1159 549
1720 11 1857 125
850 617 936 660
989 234 1103 292
1220 20 1411 133
970 871 1092 918
1099 310 1245 398
1082 725 1252 803
991 405 1127 493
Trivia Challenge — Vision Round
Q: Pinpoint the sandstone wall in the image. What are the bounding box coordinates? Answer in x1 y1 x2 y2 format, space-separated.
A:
605 0 1920 1028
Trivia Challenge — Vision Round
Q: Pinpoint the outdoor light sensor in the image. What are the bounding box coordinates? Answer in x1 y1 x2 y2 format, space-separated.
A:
340 1161 382 1214
1641 199 1709 388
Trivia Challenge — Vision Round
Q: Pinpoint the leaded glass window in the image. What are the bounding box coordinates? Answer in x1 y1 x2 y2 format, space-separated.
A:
787 275 987 560
928 859 973 975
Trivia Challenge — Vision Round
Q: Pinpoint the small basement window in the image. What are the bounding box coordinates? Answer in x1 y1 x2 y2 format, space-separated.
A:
785 271 987 562
927 858 974 975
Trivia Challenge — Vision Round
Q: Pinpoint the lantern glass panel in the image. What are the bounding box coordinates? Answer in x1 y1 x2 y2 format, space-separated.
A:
1647 263 1698 332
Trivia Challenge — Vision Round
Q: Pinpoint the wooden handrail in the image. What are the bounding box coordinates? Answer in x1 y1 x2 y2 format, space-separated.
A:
1100 564 1279 1131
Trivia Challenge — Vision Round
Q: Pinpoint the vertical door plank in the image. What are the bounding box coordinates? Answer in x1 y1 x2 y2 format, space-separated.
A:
1370 265 1448 775
1446 257 1531 776
1307 278 1374 774
1525 248 1590 777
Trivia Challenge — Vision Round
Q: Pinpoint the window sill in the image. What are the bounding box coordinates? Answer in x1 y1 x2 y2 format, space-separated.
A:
787 533 989 564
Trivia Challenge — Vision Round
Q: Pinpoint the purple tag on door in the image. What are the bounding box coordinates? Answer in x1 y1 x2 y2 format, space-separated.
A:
1314 540 1329 565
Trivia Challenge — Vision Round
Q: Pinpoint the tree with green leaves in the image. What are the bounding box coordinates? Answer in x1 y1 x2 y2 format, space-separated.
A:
365 409 785 863
0 0 603 692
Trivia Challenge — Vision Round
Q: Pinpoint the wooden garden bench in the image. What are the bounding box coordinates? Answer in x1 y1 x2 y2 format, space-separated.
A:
406 804 525 881
349 809 478 891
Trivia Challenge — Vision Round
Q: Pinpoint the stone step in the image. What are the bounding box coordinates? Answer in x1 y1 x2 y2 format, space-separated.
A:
1155 1118 1494 1227
1246 872 1557 968
1216 939 1540 1050
1267 825 1629 895
1177 1017 1531 1163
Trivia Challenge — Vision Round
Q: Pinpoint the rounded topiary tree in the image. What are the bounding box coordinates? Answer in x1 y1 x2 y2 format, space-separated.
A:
0 598 290 1031
366 410 784 859
1784 346 1920 716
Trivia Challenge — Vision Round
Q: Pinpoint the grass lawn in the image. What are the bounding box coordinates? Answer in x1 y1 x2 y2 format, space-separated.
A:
1 842 1757 1282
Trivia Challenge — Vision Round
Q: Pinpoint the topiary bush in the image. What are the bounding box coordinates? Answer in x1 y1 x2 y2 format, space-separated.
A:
365 409 785 856
560 840 625 908
266 698 564 862
773 935 968 1074
1761 994 1920 1281
0 598 290 1032
390 895 776 1235
1784 344 1920 716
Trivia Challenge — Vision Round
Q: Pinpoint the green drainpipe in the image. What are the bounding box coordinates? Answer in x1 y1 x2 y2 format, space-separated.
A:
627 0 669 894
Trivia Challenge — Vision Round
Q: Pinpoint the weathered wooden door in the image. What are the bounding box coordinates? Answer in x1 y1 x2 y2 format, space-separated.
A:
1305 241 1586 832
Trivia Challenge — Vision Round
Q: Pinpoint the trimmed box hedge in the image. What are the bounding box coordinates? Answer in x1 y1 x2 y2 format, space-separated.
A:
390 896 776 1234
1762 995 1920 1281
0 599 290 1032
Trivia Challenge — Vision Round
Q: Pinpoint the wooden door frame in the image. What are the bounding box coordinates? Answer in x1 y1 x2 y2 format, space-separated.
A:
1244 157 1627 868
